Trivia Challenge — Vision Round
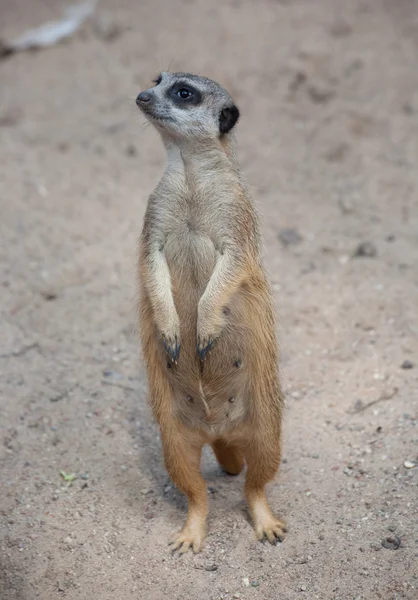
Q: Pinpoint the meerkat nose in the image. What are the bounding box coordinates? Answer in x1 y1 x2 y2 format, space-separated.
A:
136 91 152 105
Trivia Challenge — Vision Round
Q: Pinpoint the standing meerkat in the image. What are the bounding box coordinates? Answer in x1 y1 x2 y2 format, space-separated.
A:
136 72 286 554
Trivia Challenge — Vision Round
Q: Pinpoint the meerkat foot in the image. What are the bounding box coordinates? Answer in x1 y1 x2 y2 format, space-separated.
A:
169 520 205 554
254 516 287 544
248 491 287 545
162 334 180 362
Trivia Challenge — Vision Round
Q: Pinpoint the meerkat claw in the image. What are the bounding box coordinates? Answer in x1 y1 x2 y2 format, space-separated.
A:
163 335 180 362
196 337 215 361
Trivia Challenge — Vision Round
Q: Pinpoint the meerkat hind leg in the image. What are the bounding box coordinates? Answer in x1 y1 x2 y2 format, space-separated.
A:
162 426 208 554
244 440 287 544
212 439 244 475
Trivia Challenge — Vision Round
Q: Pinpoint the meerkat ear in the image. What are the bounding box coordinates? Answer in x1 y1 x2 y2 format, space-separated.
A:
219 105 240 135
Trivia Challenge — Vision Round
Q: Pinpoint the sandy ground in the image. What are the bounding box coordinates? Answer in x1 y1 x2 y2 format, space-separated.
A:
1 0 417 598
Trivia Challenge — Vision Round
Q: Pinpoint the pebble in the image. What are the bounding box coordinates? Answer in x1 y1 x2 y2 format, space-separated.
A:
251 580 260 587
126 144 137 157
64 536 76 548
121 465 127 471
92 12 122 41
103 369 123 379
300 584 307 591
401 360 414 370
80 473 89 480
242 577 250 587
381 535 401 550
354 399 364 411
353 241 377 258
403 460 415 469
278 228 302 247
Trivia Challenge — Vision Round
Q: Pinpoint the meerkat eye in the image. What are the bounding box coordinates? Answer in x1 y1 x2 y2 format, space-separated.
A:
177 88 192 99
169 83 201 106
153 74 162 86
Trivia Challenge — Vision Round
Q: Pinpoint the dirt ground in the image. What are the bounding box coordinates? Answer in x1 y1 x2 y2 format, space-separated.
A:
0 0 417 598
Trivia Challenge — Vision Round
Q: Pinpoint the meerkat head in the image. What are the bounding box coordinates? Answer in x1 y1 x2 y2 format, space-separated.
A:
136 72 239 143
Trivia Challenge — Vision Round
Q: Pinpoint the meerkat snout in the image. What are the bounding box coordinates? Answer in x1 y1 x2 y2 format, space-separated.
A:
135 71 240 139
136 91 152 105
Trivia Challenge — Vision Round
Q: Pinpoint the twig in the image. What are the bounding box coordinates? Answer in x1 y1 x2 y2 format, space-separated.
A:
0 342 40 359
50 384 78 403
353 387 399 413
101 379 139 392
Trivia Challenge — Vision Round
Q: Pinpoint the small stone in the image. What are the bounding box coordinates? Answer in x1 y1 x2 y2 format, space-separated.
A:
251 580 260 587
64 536 76 548
103 369 123 379
80 473 89 480
40 289 58 301
329 19 352 37
307 85 335 104
354 399 365 411
126 144 137 157
92 12 122 41
311 453 319 459
300 584 307 591
242 577 250 587
381 536 401 550
353 241 377 258
121 465 127 471
141 488 151 495
204 564 218 572
278 228 302 247
401 360 414 370
403 460 415 469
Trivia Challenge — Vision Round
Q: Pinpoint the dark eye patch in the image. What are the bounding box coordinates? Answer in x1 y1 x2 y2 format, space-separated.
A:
153 74 162 85
168 82 202 107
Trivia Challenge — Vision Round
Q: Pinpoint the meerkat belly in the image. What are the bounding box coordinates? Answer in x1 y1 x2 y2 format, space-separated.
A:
163 275 255 435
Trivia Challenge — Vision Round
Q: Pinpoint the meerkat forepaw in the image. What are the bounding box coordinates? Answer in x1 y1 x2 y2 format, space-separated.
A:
162 333 180 362
196 335 217 361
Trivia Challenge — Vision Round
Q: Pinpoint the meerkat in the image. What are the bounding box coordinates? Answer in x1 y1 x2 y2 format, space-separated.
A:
136 72 286 554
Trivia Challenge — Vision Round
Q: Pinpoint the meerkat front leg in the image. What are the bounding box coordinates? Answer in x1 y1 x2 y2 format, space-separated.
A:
196 248 245 359
141 244 180 361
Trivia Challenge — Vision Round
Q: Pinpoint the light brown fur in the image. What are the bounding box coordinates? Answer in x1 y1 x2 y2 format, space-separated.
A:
136 72 285 553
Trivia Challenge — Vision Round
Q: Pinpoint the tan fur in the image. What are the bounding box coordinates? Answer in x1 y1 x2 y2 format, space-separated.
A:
137 73 285 553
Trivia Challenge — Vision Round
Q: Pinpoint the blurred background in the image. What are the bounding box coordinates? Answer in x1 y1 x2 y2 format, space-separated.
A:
0 1 417 599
